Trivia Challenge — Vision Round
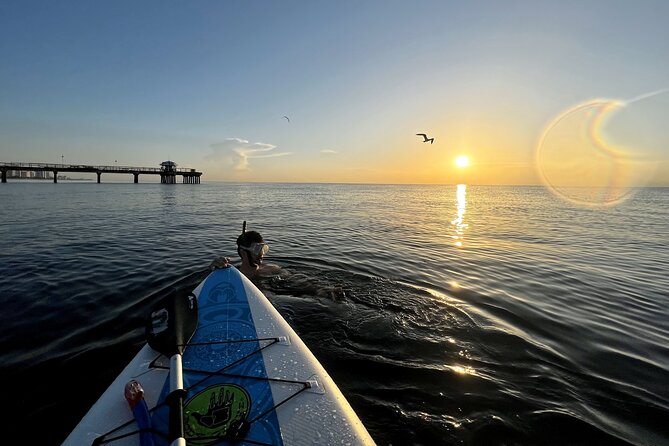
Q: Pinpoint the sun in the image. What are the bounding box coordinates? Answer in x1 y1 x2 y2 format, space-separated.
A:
455 155 470 168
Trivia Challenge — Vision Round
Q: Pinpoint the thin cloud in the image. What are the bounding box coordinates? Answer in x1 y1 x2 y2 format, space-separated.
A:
321 149 338 154
207 138 292 171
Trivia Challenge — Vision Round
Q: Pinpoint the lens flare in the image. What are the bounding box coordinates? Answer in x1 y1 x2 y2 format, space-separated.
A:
536 96 662 207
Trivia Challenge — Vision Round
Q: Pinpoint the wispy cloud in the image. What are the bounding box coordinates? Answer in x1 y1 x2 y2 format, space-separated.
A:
321 149 337 154
207 138 292 171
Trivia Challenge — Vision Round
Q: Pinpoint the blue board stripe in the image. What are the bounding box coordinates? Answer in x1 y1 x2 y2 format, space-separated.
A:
152 268 283 446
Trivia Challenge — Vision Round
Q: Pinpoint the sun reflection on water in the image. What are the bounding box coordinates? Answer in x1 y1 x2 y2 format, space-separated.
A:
450 184 468 247
450 365 477 376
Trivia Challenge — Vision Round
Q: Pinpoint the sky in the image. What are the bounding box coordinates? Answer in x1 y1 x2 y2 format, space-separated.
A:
1 0 668 186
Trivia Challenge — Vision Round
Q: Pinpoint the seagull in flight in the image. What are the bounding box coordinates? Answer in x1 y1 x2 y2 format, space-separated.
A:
416 133 434 144
283 115 290 123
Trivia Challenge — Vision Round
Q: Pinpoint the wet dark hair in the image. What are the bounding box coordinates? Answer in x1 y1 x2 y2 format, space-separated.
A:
237 230 263 248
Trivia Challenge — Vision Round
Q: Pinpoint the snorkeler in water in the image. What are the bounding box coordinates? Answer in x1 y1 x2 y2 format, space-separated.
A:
210 221 281 280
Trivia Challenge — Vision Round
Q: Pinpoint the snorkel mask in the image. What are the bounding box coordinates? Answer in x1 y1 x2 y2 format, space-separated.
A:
240 242 270 257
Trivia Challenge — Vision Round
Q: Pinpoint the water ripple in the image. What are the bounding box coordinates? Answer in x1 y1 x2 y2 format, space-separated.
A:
1 183 668 445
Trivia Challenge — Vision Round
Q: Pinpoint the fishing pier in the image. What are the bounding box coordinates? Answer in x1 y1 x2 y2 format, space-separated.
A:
0 160 202 184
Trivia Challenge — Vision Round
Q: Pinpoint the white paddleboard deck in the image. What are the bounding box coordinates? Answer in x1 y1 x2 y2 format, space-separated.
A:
63 266 375 445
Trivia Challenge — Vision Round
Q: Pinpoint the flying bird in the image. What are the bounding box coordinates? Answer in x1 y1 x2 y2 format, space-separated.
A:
416 133 434 144
283 115 290 123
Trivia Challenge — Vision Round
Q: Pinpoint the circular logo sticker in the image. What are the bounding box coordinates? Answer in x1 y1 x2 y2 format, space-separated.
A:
184 384 251 445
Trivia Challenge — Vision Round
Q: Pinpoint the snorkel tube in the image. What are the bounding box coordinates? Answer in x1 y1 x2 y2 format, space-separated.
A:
237 220 246 262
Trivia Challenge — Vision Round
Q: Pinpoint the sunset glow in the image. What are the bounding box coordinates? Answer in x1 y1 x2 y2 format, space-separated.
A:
0 3 667 188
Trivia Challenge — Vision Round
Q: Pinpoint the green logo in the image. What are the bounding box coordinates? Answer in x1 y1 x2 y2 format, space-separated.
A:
184 384 251 445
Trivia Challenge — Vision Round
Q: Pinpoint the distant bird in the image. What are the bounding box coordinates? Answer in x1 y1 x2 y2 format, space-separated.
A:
283 115 290 123
416 133 434 144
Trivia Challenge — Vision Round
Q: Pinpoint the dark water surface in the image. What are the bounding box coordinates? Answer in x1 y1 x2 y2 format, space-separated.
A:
1 182 667 445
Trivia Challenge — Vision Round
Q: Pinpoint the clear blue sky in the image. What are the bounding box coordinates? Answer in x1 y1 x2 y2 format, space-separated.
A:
1 0 668 185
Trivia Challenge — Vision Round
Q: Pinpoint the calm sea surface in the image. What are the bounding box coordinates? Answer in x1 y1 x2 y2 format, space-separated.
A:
1 182 667 446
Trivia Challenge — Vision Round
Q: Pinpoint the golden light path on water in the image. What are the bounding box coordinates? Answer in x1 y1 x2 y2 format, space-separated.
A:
450 184 468 248
443 184 475 377
535 94 663 207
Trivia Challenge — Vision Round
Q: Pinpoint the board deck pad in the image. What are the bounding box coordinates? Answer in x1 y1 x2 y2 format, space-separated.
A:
151 267 282 445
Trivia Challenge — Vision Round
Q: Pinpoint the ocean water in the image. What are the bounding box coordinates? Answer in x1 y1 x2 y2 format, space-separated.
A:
0 182 667 446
